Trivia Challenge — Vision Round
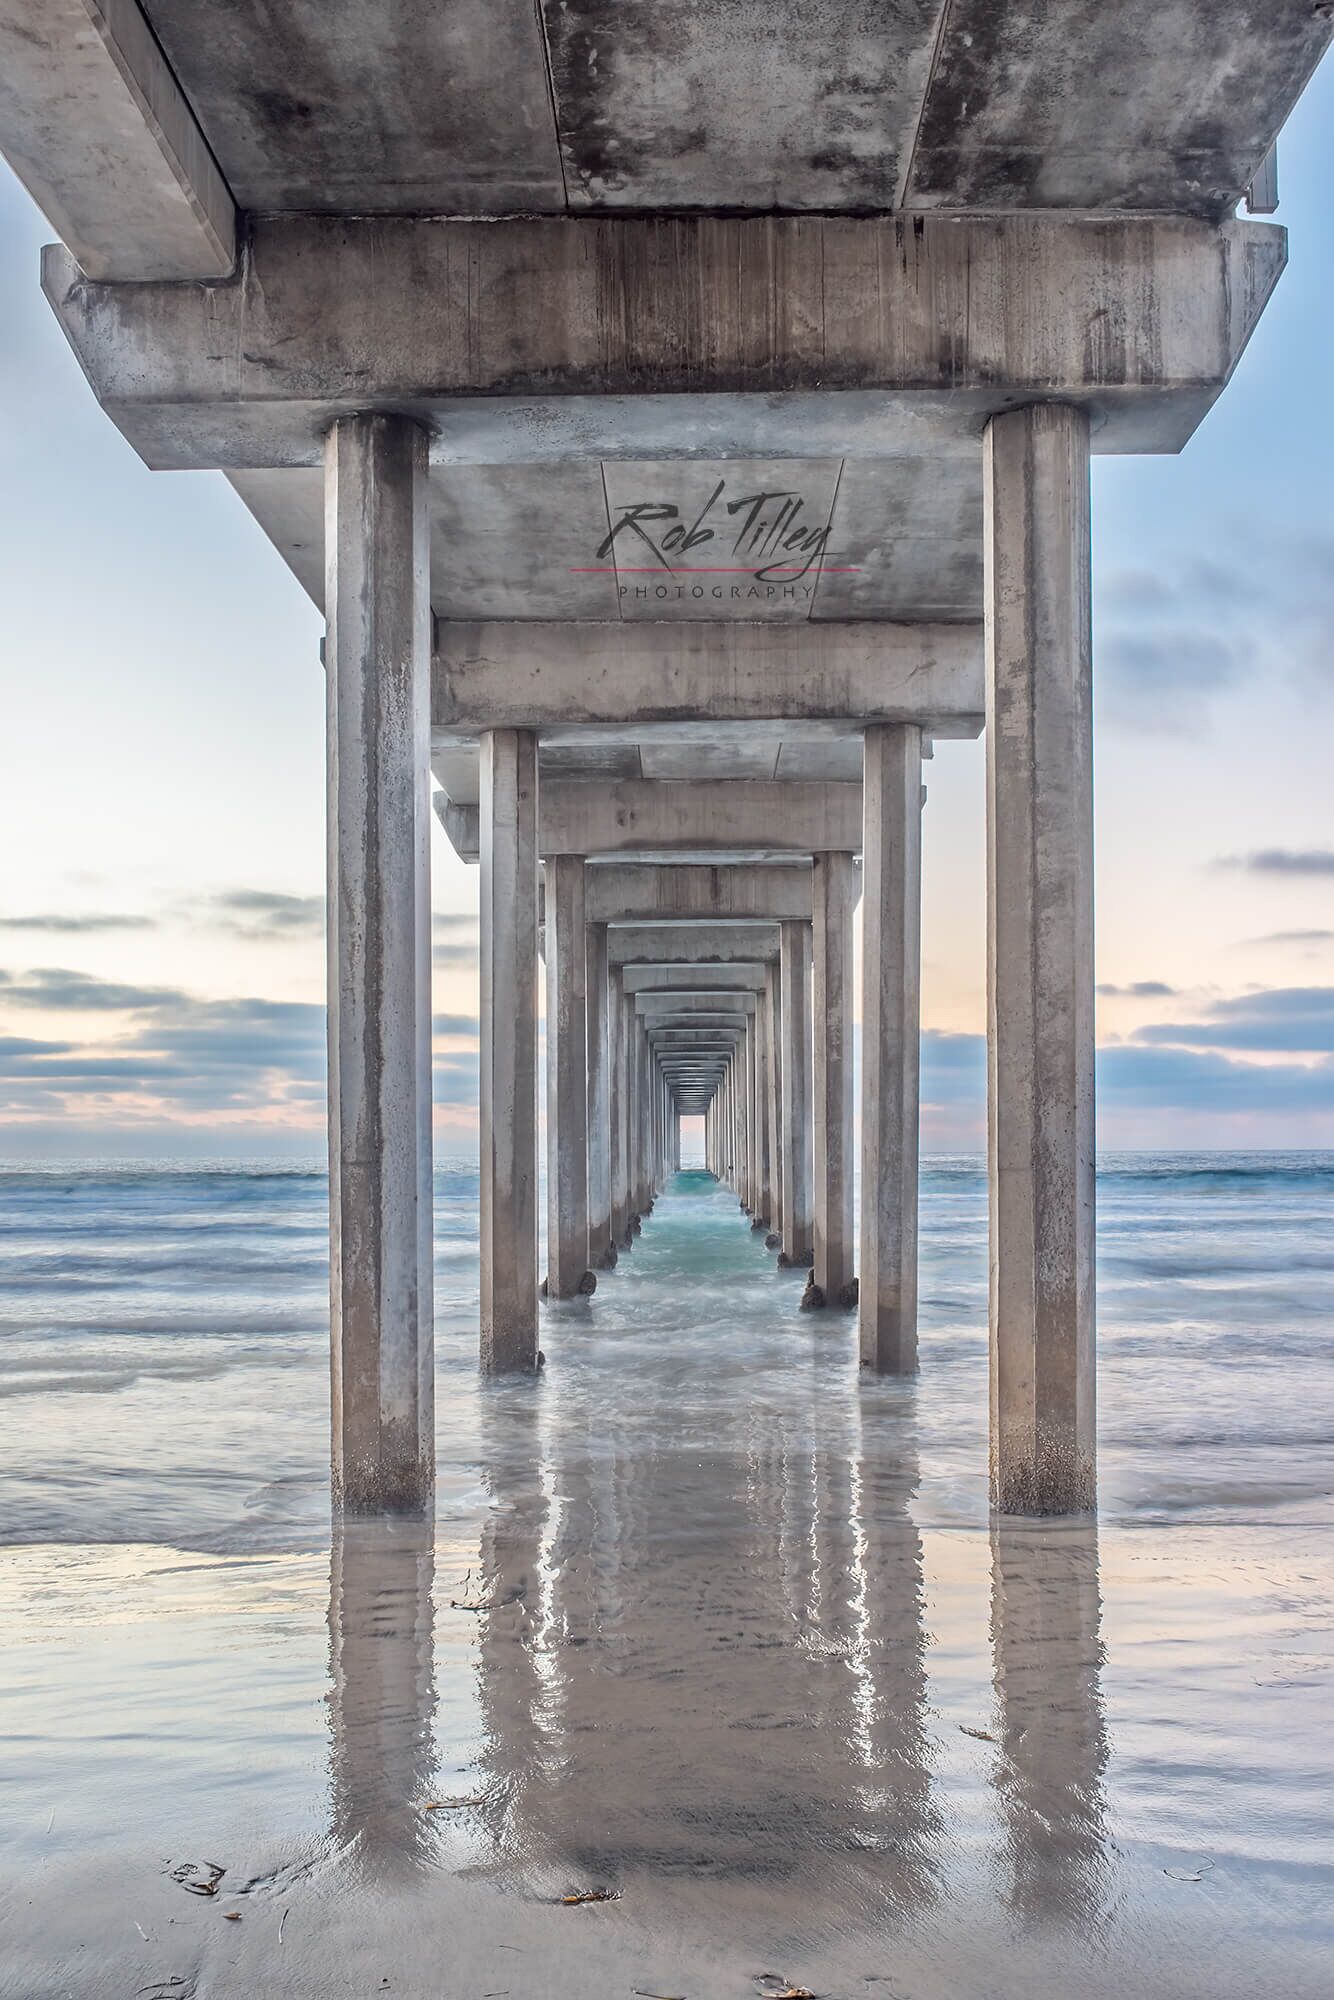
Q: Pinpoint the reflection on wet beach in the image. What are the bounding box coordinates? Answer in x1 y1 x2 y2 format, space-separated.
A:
2 1161 1332 1996
325 1326 1119 1946
991 1521 1109 1926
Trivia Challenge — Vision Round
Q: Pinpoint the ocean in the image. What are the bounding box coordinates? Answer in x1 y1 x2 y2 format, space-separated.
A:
0 1154 1331 1998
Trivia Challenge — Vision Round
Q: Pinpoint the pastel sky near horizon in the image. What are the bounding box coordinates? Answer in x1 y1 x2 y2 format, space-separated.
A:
2 63 1334 1159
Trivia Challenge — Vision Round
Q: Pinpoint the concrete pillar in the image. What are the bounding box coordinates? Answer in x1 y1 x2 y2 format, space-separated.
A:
766 962 783 1242
779 920 813 1265
985 401 1096 1516
812 853 856 1305
325 413 433 1515
756 1000 772 1227
545 856 592 1297
609 967 630 1246
637 1029 653 1213
859 723 923 1374
586 922 614 1268
479 729 539 1374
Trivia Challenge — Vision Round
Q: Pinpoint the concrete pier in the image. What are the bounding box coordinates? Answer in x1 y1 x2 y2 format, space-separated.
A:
812 854 856 1306
479 729 539 1374
325 413 433 1514
10 4 1316 1526
985 403 1096 1515
779 920 814 1266
859 724 923 1374
544 856 592 1297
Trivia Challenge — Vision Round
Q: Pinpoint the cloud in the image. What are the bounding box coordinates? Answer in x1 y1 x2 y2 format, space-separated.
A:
1248 930 1334 945
0 913 155 934
432 910 479 968
1 968 188 1011
1098 1045 1334 1111
0 965 486 1131
1096 980 1178 998
1220 849 1334 877
433 1052 480 1105
1094 534 1334 732
196 889 325 939
432 1013 479 1040
1133 986 1334 1055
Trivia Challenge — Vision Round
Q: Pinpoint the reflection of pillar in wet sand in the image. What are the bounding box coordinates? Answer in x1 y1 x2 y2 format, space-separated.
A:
472 1392 553 1860
990 1519 1109 1922
327 1517 437 1866
469 1376 939 1921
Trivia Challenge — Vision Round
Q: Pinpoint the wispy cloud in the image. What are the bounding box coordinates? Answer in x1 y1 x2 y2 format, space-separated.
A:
1246 929 1334 946
0 913 155 934
1097 980 1178 998
0 965 485 1130
433 909 478 969
432 1012 479 1040
1133 985 1334 1055
195 889 325 939
1219 849 1334 877
1095 537 1334 732
0 968 187 1011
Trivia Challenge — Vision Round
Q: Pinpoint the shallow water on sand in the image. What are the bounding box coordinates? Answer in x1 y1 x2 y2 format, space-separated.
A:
0 1158 1331 1997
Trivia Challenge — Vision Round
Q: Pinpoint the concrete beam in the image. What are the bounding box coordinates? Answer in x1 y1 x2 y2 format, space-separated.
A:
43 213 1285 468
611 934 777 971
585 863 814 926
635 993 757 1015
435 622 983 737
0 0 235 280
436 782 862 863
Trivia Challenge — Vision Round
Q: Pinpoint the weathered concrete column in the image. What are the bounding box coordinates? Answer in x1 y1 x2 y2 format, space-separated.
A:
812 853 856 1305
544 856 593 1297
325 413 433 1516
609 966 630 1246
636 1028 653 1213
479 728 539 1374
586 921 614 1269
779 920 813 1265
755 998 772 1228
985 401 1095 1515
859 723 923 1373
765 961 783 1243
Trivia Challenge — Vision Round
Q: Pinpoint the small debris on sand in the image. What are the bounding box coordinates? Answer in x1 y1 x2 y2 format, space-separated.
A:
560 1887 622 1905
1163 1860 1214 1882
756 1977 815 1999
166 1860 226 1898
958 1724 996 1742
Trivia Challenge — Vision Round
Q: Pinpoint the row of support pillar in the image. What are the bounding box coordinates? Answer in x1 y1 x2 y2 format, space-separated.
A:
326 402 1094 1522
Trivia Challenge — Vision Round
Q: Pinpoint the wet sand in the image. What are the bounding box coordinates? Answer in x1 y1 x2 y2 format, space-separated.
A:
1 1169 1332 1997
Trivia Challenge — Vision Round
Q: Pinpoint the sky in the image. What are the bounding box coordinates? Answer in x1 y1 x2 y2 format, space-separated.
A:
2 63 1334 1159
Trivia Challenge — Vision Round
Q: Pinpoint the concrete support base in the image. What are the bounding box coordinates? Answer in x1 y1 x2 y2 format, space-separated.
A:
479 728 539 1374
326 413 433 1514
985 402 1096 1516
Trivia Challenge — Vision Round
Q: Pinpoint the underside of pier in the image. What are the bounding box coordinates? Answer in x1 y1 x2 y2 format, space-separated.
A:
2 0 1326 1515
